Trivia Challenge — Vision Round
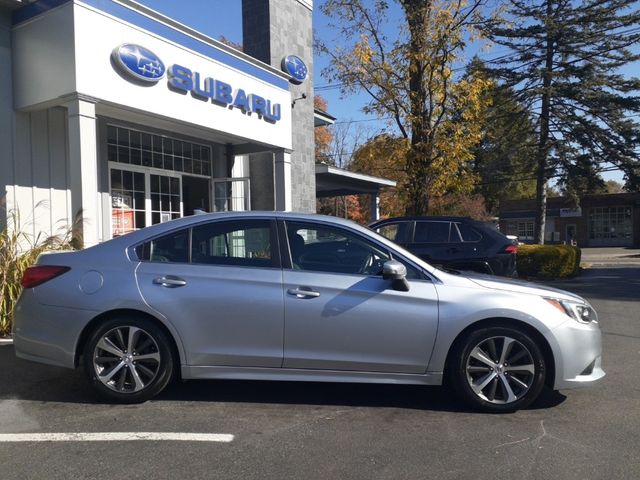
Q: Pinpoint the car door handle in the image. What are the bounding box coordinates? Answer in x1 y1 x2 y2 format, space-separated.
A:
287 287 320 299
153 276 187 288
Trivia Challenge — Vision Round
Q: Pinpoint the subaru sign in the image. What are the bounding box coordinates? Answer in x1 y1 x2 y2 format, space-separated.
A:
112 44 281 124
112 44 166 82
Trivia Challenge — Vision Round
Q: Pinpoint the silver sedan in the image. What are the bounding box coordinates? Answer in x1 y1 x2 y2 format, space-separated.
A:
13 212 604 411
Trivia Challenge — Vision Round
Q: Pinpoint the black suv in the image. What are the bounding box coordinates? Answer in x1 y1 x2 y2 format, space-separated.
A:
369 216 517 277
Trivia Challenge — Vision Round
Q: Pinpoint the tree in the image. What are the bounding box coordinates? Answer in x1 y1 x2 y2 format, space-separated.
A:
468 59 538 213
314 95 334 164
484 0 640 243
349 134 410 218
605 179 625 193
318 0 491 215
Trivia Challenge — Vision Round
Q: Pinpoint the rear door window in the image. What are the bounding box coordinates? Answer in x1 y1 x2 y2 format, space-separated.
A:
414 221 451 243
191 220 276 268
137 229 190 263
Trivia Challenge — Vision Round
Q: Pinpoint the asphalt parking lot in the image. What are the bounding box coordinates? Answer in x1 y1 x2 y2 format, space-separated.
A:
0 265 638 480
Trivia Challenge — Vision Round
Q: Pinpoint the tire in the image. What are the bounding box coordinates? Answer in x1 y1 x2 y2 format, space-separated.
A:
83 316 174 404
448 325 546 412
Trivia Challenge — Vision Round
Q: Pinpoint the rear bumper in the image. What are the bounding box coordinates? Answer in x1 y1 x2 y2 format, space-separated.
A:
13 290 97 369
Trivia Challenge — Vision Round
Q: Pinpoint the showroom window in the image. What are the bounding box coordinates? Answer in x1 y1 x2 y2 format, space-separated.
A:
107 125 215 237
107 125 212 176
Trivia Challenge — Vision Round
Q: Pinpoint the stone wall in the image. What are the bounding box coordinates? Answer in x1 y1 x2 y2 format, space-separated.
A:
243 0 315 212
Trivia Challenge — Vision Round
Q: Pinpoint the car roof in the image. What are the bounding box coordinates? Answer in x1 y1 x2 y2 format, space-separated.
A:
90 211 372 250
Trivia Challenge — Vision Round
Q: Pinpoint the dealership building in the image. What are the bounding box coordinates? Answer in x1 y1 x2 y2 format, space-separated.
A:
0 0 328 246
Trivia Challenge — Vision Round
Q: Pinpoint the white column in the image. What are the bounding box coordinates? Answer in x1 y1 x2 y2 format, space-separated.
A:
274 150 292 211
370 193 380 222
65 98 101 247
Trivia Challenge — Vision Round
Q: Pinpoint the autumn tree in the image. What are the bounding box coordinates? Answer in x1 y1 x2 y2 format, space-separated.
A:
484 0 640 243
314 95 334 164
318 0 491 215
349 134 409 218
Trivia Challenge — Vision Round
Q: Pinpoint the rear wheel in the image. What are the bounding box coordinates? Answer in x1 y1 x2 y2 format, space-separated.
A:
449 326 546 412
83 317 174 403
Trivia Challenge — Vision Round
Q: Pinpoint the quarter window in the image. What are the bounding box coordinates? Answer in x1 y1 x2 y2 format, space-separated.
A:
456 223 482 242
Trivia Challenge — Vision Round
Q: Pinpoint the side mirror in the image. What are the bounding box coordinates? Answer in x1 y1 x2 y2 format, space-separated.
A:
382 260 410 292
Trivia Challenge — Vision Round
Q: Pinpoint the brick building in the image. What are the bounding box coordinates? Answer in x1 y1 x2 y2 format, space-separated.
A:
499 193 640 247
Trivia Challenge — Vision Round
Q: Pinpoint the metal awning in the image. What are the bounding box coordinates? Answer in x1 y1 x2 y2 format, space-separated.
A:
315 164 396 198
314 108 336 127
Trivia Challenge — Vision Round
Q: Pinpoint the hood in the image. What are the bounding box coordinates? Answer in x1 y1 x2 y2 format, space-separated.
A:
463 272 585 303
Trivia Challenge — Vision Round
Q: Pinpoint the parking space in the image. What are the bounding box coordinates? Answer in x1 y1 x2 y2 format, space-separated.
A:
0 266 638 479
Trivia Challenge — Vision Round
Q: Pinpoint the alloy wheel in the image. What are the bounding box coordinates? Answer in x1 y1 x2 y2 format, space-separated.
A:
465 336 535 405
93 326 161 393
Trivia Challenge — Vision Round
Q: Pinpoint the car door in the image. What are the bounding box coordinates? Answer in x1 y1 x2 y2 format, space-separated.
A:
282 220 439 374
136 218 284 368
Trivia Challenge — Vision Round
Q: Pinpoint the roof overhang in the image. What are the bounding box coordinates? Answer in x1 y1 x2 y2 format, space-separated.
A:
314 108 336 127
315 164 396 197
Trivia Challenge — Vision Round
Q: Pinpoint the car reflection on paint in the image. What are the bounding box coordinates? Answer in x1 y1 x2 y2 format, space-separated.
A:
14 213 603 412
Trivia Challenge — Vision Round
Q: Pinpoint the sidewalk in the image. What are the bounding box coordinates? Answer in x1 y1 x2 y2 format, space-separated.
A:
580 247 640 267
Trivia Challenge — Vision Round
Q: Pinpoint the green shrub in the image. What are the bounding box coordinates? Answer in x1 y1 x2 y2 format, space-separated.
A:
0 208 74 337
517 244 581 279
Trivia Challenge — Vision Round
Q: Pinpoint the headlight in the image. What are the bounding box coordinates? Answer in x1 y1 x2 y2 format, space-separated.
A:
544 298 598 324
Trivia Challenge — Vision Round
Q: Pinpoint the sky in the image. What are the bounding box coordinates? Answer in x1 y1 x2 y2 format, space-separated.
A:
136 0 629 182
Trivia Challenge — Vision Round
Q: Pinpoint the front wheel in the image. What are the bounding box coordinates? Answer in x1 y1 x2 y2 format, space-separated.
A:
83 317 174 403
448 326 546 412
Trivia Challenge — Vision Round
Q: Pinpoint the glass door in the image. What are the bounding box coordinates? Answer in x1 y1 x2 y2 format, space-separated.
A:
150 173 182 225
110 166 183 237
110 168 147 236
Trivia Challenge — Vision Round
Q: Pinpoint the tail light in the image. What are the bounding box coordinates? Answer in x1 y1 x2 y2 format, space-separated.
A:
501 245 518 254
21 266 70 288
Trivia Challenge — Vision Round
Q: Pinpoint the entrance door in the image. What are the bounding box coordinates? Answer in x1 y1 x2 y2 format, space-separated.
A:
109 166 183 237
182 175 211 215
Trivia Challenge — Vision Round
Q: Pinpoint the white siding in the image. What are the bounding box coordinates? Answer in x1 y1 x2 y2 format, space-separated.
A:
7 108 71 242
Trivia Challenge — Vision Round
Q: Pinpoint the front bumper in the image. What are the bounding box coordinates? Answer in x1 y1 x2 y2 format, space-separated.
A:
551 317 605 390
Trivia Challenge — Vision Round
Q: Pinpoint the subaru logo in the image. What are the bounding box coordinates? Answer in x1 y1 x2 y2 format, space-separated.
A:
112 44 166 83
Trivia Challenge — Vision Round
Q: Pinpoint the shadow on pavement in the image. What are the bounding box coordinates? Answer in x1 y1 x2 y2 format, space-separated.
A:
0 345 565 412
551 267 640 302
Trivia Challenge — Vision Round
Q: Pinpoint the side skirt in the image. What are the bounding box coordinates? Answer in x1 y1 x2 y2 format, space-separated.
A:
182 365 443 386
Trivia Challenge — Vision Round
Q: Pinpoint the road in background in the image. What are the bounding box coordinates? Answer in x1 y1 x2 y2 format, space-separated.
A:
0 266 638 480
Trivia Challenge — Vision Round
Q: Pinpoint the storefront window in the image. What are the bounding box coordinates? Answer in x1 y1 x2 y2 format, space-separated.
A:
589 207 632 243
107 125 212 176
517 221 535 241
107 124 252 237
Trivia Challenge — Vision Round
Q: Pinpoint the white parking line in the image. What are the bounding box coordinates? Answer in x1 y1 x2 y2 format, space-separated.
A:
0 432 234 442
